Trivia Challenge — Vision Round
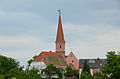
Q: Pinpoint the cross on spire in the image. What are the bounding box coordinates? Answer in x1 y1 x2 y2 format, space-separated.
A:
58 9 61 16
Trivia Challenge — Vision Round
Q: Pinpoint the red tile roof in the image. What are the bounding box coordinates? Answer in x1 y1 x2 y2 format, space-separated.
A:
33 52 68 67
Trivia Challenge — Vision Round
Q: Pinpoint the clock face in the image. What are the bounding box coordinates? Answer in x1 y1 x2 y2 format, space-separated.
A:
59 42 62 45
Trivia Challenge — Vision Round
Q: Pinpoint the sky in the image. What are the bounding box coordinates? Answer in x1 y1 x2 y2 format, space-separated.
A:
0 0 120 67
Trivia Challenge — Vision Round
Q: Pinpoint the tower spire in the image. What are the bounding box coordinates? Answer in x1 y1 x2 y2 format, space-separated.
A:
56 9 65 56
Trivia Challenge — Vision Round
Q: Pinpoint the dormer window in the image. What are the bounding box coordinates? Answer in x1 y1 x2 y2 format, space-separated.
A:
89 59 95 63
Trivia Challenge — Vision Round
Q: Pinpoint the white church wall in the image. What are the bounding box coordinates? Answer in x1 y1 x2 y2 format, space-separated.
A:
30 61 46 71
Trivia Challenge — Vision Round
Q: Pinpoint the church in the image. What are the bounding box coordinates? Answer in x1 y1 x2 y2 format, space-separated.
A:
30 10 79 70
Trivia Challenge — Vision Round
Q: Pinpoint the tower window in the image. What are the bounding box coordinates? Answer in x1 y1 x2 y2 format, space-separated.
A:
60 45 61 48
59 42 62 49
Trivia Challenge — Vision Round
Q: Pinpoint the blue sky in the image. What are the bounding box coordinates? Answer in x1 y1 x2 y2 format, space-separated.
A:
0 0 120 66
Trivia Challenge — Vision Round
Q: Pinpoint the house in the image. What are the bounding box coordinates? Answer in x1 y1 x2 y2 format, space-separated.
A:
79 58 107 76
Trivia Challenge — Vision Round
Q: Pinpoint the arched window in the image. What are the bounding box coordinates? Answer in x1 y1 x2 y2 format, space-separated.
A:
70 63 73 66
60 45 61 48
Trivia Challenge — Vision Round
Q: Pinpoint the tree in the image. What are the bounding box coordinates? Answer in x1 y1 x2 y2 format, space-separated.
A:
28 68 41 79
64 66 79 78
5 68 20 78
0 74 5 79
0 55 42 79
42 64 64 79
64 66 73 77
80 72 92 79
27 55 38 68
82 60 90 74
0 56 19 75
101 51 120 79
94 72 106 79
80 60 93 79
73 70 79 78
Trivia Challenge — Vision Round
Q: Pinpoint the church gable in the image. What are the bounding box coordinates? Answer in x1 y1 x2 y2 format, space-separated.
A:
66 52 79 70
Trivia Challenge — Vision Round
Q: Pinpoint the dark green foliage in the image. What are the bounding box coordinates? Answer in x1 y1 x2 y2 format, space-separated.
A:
80 72 93 79
27 55 38 68
56 67 64 79
5 68 20 78
101 51 120 79
64 66 73 77
0 55 42 79
94 72 107 79
94 51 120 79
64 66 79 77
42 64 64 79
28 68 41 79
80 60 92 79
82 60 90 74
0 56 19 75
0 74 5 79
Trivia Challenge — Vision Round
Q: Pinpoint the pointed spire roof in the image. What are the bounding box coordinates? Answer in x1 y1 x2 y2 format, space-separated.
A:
56 14 65 42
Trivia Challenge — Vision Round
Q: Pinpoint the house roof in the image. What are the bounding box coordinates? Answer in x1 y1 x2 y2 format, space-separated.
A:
56 15 65 42
33 52 68 67
79 58 107 69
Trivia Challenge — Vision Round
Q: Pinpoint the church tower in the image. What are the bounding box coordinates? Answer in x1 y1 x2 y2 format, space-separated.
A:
55 9 65 56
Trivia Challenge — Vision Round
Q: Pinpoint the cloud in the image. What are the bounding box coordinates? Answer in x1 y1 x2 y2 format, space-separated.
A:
97 30 120 46
0 10 39 22
0 35 55 55
0 0 120 67
64 23 96 32
0 35 43 47
63 23 120 59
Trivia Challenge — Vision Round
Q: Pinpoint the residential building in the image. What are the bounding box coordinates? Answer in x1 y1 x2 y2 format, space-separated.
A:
79 58 107 76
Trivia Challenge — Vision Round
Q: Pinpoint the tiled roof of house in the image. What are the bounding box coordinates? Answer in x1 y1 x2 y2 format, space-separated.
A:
79 58 107 69
33 52 68 67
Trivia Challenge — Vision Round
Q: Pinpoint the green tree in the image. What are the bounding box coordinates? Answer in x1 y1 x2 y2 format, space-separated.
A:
80 72 92 79
42 64 63 79
82 60 90 74
94 72 106 79
64 66 73 77
73 70 79 78
80 60 93 79
28 68 41 79
0 56 19 75
5 68 20 78
0 74 5 79
64 66 79 78
27 55 38 68
101 51 120 79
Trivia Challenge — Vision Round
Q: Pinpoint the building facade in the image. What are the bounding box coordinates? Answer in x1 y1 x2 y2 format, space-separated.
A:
79 58 107 76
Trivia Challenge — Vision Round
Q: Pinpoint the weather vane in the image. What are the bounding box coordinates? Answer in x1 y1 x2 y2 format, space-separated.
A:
58 9 61 16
